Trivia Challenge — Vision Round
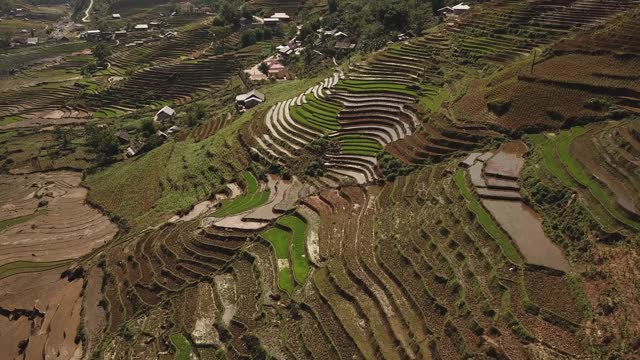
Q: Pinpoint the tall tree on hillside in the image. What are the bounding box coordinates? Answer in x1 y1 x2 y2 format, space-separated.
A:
93 42 111 67
258 62 270 76
85 125 120 165
432 0 445 14
328 0 339 13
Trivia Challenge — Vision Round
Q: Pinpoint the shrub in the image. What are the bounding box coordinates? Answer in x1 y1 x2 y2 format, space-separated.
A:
487 99 512 116
377 152 412 181
240 30 257 47
85 125 120 165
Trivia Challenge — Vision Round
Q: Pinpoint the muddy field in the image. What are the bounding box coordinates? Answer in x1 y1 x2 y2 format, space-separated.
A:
0 268 84 359
0 171 117 265
482 199 570 271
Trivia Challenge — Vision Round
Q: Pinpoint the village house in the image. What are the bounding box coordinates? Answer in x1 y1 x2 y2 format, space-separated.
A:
277 45 293 56
85 29 101 41
134 24 149 31
270 13 290 22
112 14 121 19
263 18 279 26
268 61 288 79
236 90 265 110
26 37 38 46
149 21 161 28
115 130 130 144
114 30 127 39
452 3 471 15
335 38 356 50
126 142 144 157
397 31 416 42
154 106 176 123
438 2 471 16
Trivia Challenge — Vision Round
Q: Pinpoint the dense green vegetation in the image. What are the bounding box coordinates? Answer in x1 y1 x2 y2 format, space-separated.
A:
260 214 310 292
169 333 192 360
299 0 438 51
290 94 342 134
337 134 383 157
277 215 310 284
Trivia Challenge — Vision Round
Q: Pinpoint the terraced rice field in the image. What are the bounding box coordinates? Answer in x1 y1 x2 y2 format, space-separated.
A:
2 1 640 359
214 171 270 217
530 126 640 232
0 172 117 266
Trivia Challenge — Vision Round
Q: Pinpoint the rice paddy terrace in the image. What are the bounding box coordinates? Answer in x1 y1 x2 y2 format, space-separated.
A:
1 0 640 359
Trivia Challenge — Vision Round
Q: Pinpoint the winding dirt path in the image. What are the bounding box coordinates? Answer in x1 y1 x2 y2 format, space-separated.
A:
82 0 94 22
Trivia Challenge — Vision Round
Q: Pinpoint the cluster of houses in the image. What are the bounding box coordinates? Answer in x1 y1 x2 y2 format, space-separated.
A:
81 19 168 42
315 28 356 51
119 106 181 157
262 12 291 26
239 12 292 29
437 2 471 16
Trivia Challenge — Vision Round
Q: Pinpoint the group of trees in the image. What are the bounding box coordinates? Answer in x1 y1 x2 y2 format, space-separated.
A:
85 125 120 165
300 0 439 53
240 28 273 47
82 42 112 75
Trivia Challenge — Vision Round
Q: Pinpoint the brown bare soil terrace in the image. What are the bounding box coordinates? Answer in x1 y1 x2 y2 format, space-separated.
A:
0 172 117 265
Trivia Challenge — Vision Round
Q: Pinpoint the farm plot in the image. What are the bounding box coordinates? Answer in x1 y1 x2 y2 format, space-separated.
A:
531 128 640 232
0 171 117 266
457 140 571 271
372 164 585 357
214 171 270 217
0 268 84 359
260 214 310 293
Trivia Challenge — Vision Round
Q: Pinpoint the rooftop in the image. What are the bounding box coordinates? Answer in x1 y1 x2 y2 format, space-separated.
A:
157 106 175 116
236 89 265 102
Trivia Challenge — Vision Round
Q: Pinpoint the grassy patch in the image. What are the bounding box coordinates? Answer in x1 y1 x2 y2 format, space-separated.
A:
420 86 449 112
0 259 72 280
261 214 311 290
0 211 46 233
169 333 192 360
290 93 342 134
277 215 310 284
214 171 270 217
565 272 592 320
261 227 290 259
454 170 522 264
337 134 383 157
278 268 294 294
0 116 24 127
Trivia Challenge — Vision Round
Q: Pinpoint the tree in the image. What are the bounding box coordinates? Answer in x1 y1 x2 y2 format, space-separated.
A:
258 62 270 76
240 30 257 47
185 103 207 127
93 42 111 67
432 0 445 14
85 125 120 165
140 118 156 137
54 126 73 150
328 0 339 13
0 31 13 49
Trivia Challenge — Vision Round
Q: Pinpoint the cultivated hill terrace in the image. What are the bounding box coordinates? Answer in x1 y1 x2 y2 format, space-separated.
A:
1 0 640 359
